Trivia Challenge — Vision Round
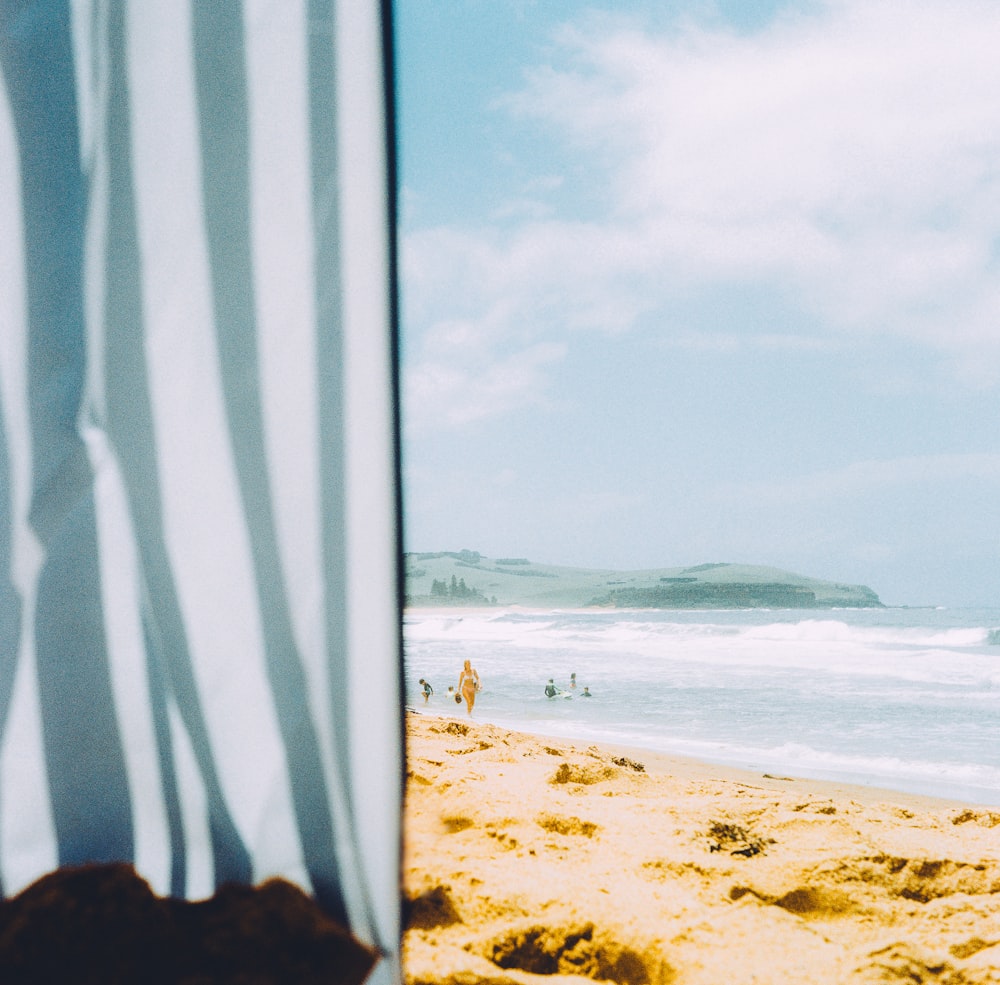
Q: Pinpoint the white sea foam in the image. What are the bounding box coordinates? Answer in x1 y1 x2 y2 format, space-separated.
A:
405 606 1000 805
407 610 995 653
741 618 990 647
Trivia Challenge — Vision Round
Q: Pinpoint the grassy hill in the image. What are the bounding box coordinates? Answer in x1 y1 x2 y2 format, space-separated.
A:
405 550 883 609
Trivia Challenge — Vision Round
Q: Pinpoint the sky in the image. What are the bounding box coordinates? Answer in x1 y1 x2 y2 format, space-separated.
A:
392 0 1000 608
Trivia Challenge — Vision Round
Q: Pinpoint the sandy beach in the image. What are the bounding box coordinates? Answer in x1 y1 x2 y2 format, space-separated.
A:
402 711 1000 985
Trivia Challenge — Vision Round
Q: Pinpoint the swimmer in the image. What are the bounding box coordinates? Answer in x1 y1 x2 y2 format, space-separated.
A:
570 673 577 689
458 659 481 715
582 686 592 697
418 678 433 703
544 679 559 698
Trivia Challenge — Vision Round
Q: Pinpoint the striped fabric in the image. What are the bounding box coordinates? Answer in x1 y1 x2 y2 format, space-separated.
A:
0 0 402 974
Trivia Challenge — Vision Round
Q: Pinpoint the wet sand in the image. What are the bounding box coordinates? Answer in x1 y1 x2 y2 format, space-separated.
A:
402 711 1000 985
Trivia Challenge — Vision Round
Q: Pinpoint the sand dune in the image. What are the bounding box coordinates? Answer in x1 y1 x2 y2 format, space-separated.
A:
402 712 1000 985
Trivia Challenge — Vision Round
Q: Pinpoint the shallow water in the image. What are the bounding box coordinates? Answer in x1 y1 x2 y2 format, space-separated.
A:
404 606 1000 805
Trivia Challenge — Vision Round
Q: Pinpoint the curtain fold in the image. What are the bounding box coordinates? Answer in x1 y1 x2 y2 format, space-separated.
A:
0 0 402 976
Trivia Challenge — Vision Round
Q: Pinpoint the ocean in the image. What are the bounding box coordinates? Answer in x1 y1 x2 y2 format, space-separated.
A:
404 606 1000 806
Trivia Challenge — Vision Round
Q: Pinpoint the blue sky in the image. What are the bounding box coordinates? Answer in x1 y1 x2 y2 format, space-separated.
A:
392 0 1000 608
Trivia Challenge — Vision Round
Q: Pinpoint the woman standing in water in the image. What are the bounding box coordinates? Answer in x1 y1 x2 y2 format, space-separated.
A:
457 659 481 715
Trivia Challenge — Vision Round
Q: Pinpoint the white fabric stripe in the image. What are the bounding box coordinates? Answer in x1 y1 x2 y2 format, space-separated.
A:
125 0 305 884
84 428 171 894
243 0 326 701
167 699 213 900
69 0 100 172
0 68 58 896
337 0 401 963
79 0 110 427
242 0 351 891
0 617 57 894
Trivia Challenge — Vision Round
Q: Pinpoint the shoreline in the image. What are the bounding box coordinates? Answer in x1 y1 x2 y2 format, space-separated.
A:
406 706 998 811
404 606 1000 813
407 706 970 810
403 711 1000 985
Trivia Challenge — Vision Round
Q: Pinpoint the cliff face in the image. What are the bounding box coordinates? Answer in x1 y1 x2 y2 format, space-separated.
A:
405 553 884 609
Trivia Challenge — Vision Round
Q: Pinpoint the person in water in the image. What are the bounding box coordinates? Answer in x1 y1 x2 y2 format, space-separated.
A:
544 679 559 698
458 659 481 715
582 686 592 697
570 673 577 689
418 678 433 703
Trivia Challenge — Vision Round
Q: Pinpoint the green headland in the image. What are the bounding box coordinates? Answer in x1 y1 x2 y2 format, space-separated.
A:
405 550 883 609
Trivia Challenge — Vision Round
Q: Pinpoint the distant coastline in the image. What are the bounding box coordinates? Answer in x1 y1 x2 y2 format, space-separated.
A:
405 550 883 610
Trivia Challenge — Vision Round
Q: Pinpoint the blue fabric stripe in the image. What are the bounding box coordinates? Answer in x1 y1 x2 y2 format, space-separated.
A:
191 1 346 920
102 0 250 890
35 497 133 864
0 362 21 739
0 0 133 867
0 1 89 542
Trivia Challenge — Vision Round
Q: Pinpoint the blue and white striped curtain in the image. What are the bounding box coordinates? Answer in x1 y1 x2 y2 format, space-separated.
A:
0 0 402 974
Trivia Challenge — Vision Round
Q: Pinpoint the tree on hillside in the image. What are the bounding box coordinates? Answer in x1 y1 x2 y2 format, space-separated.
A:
424 572 489 603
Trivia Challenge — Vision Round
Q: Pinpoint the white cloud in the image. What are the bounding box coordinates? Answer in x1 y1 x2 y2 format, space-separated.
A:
404 338 567 432
403 0 1000 431
401 221 653 432
508 0 1000 362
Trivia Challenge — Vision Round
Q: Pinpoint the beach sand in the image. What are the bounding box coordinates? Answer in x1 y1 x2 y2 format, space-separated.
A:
402 711 1000 985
